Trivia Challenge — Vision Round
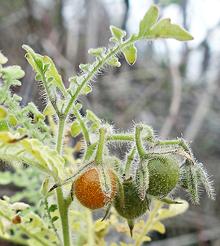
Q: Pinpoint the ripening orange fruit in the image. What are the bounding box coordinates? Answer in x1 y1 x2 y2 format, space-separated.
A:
73 167 117 209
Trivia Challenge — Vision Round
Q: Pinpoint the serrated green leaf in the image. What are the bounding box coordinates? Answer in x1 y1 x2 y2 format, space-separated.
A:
152 221 165 234
0 132 65 179
40 177 49 196
1 66 25 83
86 110 101 125
84 142 97 161
43 56 66 95
142 236 151 242
79 63 90 72
110 25 126 42
75 103 82 111
22 45 43 72
107 56 121 67
88 47 106 57
43 103 56 116
23 44 66 96
0 120 9 131
8 114 18 126
0 171 12 185
70 120 81 137
139 5 159 37
148 18 193 41
0 106 7 120
82 85 92 95
123 44 137 65
51 216 59 223
49 204 58 213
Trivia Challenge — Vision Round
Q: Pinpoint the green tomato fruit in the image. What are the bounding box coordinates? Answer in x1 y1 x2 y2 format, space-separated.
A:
147 155 180 197
114 179 149 220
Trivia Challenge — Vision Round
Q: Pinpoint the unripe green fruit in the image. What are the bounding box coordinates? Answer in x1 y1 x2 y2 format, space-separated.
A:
114 179 149 220
147 155 180 197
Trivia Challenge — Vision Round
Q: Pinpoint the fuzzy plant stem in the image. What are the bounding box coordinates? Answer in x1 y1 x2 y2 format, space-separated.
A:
125 147 136 179
55 117 71 246
95 127 106 165
155 138 195 163
107 134 134 142
72 105 91 146
63 37 138 119
135 124 147 159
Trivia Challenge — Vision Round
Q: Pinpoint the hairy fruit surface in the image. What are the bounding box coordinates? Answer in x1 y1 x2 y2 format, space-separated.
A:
147 155 180 197
114 179 149 219
74 167 117 209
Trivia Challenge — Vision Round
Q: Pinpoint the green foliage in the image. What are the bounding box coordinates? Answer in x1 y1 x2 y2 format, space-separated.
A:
138 5 159 37
0 132 64 179
0 198 58 246
110 25 126 43
147 18 193 41
0 4 213 246
70 120 81 138
122 44 137 65
22 45 66 96
138 4 193 41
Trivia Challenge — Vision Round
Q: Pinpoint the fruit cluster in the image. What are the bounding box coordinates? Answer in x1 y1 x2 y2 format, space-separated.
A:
59 124 215 235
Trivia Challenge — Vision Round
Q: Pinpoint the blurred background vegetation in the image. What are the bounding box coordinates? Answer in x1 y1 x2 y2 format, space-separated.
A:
0 0 220 245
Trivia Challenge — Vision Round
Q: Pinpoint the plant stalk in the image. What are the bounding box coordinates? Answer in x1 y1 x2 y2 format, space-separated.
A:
55 117 71 246
135 124 147 158
95 127 106 164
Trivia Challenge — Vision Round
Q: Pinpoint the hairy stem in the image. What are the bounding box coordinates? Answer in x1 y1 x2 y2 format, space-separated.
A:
95 127 106 164
155 138 195 162
55 117 71 246
107 134 134 142
72 105 91 145
125 147 136 179
63 37 137 118
135 124 147 158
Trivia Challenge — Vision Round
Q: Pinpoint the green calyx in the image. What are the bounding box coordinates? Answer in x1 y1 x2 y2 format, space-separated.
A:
114 178 149 220
147 155 180 197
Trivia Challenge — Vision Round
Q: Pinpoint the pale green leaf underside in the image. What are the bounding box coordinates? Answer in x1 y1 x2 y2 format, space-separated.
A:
0 132 65 179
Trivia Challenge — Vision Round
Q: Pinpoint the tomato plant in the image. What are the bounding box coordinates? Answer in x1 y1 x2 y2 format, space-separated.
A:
0 4 215 246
